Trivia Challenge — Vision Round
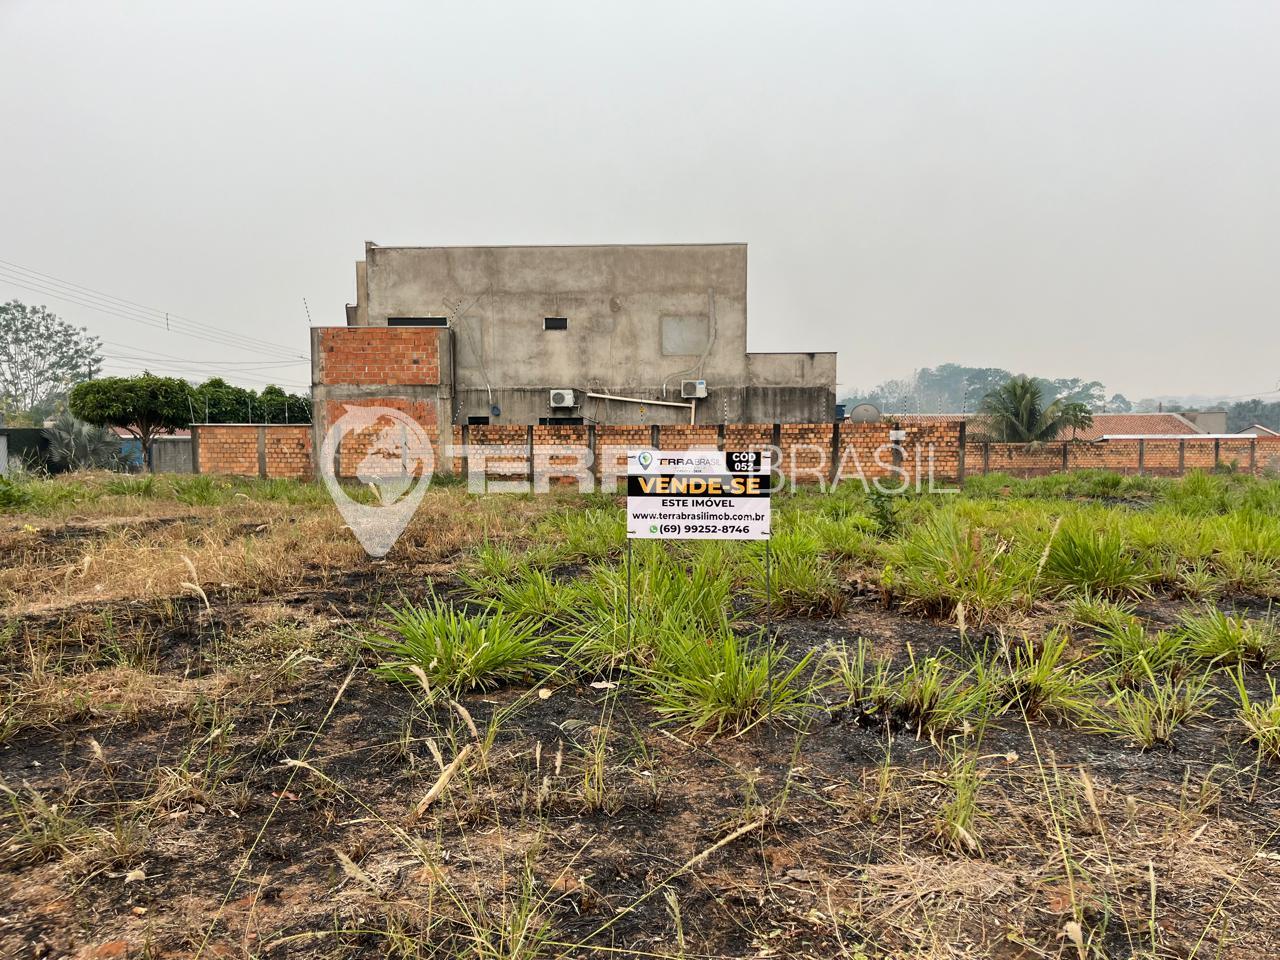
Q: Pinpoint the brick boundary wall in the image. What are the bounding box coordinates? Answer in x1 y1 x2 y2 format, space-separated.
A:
969 436 1280 479
190 419 1280 486
192 424 313 480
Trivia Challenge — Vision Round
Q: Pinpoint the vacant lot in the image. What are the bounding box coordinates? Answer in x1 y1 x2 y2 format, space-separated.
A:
2 469 1279 959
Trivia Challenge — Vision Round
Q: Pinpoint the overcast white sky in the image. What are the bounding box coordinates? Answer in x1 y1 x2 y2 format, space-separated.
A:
2 1 1277 401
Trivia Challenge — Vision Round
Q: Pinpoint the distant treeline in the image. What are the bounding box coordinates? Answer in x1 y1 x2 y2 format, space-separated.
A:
841 364 1133 416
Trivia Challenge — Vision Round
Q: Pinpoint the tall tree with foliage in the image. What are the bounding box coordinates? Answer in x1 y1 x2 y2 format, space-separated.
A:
190 378 310 424
0 300 102 423
1061 402 1094 439
977 375 1070 442
69 374 192 467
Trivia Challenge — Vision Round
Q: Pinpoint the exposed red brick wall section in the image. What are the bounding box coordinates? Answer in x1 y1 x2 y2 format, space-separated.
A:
263 426 313 480
196 426 259 477
315 327 441 386
321 398 438 479
195 425 312 480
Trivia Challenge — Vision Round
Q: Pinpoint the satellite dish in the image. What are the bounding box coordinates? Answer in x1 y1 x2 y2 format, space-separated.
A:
847 403 882 423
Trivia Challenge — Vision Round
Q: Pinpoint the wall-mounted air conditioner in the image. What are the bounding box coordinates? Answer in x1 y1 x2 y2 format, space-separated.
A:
681 379 708 399
549 389 577 408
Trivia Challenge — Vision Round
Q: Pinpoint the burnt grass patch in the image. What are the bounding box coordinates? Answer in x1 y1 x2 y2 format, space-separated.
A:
3 482 1280 958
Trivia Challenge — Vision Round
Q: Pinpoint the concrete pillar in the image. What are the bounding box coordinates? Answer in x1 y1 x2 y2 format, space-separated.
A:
526 425 535 485
1137 438 1145 477
829 420 842 485
257 426 267 479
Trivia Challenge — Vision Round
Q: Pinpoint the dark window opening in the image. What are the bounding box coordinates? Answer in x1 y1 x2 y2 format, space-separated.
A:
466 416 491 426
388 317 449 327
543 316 568 330
539 416 584 426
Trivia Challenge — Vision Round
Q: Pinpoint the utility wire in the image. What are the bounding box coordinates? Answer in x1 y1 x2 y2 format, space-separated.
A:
0 260 308 360
0 258 305 356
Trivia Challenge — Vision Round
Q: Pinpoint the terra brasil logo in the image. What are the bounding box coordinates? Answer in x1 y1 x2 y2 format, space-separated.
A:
319 405 435 557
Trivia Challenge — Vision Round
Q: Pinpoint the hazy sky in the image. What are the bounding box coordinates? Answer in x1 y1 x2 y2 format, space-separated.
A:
2 1 1277 401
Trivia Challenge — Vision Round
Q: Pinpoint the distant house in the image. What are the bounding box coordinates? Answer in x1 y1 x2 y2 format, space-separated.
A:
1239 423 1280 437
109 426 191 469
1179 409 1229 434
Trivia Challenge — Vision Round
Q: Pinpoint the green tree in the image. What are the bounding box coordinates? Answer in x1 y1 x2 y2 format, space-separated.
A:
69 374 192 468
0 300 102 423
192 377 256 423
257 384 311 424
978 375 1070 442
1061 401 1094 440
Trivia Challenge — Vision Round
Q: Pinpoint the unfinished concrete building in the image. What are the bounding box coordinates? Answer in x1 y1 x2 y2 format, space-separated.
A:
341 242 836 425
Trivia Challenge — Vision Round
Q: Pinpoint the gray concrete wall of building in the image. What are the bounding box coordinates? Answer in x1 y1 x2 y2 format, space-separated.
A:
344 242 835 425
149 437 195 473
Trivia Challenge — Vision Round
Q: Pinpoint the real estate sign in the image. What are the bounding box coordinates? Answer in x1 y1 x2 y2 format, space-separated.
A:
626 448 772 540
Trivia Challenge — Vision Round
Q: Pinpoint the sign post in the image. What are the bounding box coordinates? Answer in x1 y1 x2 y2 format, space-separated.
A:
624 448 775 695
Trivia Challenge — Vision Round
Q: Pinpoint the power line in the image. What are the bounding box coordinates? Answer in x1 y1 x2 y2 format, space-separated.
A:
95 361 309 392
1 271 306 363
0 257 307 357
0 259 308 361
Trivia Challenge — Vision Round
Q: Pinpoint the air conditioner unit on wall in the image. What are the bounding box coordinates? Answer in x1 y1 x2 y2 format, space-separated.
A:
681 379 708 399
549 389 577 408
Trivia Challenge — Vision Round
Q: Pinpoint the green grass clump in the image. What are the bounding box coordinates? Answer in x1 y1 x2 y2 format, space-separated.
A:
103 474 157 497
999 631 1096 722
1232 672 1280 762
752 543 845 617
1095 671 1214 749
462 566 583 627
0 475 33 512
534 507 623 563
886 510 1029 622
935 752 984 854
638 625 815 734
368 598 552 693
169 475 232 506
564 550 736 674
889 647 993 739
1090 617 1191 686
823 638 894 718
1177 607 1277 667
1043 517 1151 598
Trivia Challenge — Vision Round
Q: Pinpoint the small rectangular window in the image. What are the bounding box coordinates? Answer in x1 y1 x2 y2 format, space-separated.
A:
466 416 490 426
388 317 448 327
543 316 568 331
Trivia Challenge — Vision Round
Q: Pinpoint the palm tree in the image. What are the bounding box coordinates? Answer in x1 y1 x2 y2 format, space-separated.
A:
978 375 1069 442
